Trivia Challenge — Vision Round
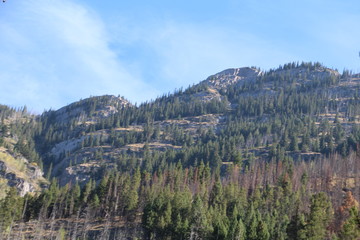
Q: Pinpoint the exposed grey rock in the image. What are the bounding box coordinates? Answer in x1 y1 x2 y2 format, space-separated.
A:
0 159 45 197
50 136 86 159
5 173 34 196
59 163 103 186
202 67 262 90
0 161 7 173
52 95 132 124
28 164 44 179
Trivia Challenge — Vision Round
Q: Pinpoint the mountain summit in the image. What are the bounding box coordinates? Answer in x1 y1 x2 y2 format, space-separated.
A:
50 95 131 124
202 67 261 90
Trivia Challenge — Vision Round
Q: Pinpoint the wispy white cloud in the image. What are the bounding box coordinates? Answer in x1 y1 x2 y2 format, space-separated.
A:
0 0 158 112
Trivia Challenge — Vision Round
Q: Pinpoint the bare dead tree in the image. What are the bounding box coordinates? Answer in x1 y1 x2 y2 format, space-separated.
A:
81 207 91 239
71 209 81 240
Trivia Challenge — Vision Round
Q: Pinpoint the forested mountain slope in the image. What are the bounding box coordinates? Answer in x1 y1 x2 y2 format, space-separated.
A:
36 62 360 186
1 62 360 239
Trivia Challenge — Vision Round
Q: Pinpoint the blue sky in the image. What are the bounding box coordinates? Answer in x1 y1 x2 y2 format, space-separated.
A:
0 0 359 113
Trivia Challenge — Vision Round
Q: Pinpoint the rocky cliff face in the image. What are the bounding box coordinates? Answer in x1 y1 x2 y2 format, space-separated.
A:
202 67 262 90
50 95 132 125
177 67 262 104
0 149 46 197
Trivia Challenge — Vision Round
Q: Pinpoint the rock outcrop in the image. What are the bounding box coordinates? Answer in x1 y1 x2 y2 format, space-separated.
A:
202 67 262 90
0 151 47 197
50 95 132 124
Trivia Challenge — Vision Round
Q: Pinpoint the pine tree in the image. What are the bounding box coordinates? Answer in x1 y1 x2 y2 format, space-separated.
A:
289 133 299 151
338 207 360 240
0 188 24 230
191 194 212 239
257 219 270 240
231 218 246 240
125 167 141 211
246 204 258 240
305 192 333 240
287 209 307 240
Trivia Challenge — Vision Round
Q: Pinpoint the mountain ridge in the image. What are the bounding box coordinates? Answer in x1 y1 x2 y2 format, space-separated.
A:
0 61 359 191
36 62 360 185
0 63 360 191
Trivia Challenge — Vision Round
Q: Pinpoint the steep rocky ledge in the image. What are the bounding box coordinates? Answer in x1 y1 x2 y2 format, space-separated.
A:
0 149 47 197
49 95 132 125
202 67 262 90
